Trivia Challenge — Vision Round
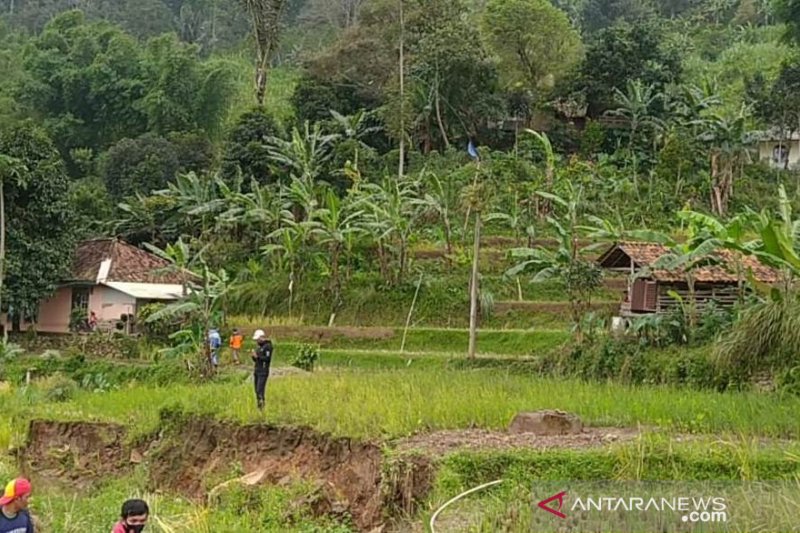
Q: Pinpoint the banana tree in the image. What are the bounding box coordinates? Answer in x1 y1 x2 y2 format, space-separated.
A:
311 189 366 306
506 184 603 341
641 220 724 330
676 209 759 302
607 80 665 198
751 184 800 295
147 260 233 379
329 109 381 177
412 171 459 265
144 237 202 297
693 106 756 216
359 177 420 285
155 172 227 237
266 122 339 185
262 208 322 315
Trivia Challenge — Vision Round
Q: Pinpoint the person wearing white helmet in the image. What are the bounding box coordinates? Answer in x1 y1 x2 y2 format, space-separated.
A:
251 329 273 410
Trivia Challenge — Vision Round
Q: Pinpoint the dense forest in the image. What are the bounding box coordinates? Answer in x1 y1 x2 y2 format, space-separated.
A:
0 0 799 331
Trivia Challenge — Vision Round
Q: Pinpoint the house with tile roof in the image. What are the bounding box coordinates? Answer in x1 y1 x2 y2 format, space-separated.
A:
7 239 190 334
597 242 779 317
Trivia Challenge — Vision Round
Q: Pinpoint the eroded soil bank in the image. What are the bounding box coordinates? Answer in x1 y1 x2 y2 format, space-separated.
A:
21 416 434 531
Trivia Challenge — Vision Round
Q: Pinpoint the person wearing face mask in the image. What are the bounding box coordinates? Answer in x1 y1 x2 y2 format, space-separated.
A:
112 499 149 533
0 477 33 533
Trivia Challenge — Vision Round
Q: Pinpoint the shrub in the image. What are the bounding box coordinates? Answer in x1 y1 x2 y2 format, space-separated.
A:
137 303 178 343
69 308 88 332
292 344 320 372
39 373 78 403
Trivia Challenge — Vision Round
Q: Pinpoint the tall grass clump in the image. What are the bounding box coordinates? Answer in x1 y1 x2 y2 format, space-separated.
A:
715 299 800 385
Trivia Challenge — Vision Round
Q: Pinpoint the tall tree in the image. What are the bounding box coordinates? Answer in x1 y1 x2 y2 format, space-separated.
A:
240 0 287 106
575 22 681 117
774 0 800 46
482 0 582 101
0 123 75 328
0 154 25 338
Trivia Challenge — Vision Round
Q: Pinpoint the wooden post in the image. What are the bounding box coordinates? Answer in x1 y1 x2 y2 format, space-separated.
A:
401 272 423 353
467 212 481 359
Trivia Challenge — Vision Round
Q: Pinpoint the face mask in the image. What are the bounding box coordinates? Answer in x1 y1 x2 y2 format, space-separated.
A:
125 524 145 533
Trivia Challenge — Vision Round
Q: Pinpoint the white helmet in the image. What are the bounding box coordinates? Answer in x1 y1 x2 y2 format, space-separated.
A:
252 329 266 341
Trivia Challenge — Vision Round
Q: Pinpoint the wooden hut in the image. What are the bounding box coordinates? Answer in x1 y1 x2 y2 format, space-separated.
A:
597 242 780 317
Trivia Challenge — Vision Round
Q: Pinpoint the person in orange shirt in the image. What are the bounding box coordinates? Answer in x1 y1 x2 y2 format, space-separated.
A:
229 328 243 364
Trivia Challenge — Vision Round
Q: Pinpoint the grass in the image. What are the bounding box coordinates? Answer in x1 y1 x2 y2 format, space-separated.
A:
6 368 799 443
225 272 619 328
275 328 570 357
34 470 353 532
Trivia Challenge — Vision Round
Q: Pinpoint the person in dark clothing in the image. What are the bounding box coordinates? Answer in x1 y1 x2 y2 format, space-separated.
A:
251 329 273 410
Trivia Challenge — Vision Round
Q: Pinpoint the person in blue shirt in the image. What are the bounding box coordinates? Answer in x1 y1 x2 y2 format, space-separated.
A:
0 478 33 533
208 328 222 369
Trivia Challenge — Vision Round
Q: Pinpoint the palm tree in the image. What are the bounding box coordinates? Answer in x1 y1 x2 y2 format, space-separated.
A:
0 154 26 341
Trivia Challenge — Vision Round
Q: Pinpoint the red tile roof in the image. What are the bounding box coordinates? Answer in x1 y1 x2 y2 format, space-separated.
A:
69 239 189 284
598 241 780 283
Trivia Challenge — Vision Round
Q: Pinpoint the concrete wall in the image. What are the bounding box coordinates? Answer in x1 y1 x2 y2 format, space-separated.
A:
1 284 136 334
30 287 73 334
94 286 136 323
759 140 800 169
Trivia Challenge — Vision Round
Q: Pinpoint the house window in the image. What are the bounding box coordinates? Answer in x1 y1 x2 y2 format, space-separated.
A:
630 279 658 312
71 287 90 311
772 145 790 167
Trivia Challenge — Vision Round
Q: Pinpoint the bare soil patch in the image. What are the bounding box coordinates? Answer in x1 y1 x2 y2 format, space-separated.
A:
392 426 640 455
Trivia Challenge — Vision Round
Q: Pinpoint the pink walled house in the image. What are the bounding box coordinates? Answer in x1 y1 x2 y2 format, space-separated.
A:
4 239 187 334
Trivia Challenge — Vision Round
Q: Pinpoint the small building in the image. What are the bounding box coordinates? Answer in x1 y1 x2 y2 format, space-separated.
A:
4 239 187 334
756 130 800 170
597 242 779 317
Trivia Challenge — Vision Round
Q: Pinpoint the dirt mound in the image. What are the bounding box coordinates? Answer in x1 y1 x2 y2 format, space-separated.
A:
22 420 130 484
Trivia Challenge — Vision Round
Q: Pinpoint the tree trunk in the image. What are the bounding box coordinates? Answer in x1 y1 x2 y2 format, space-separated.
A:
434 69 450 150
443 215 453 269
467 213 481 359
244 0 286 106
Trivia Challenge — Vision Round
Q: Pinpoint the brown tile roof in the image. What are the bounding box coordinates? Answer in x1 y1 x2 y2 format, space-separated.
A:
599 241 780 284
69 239 189 284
